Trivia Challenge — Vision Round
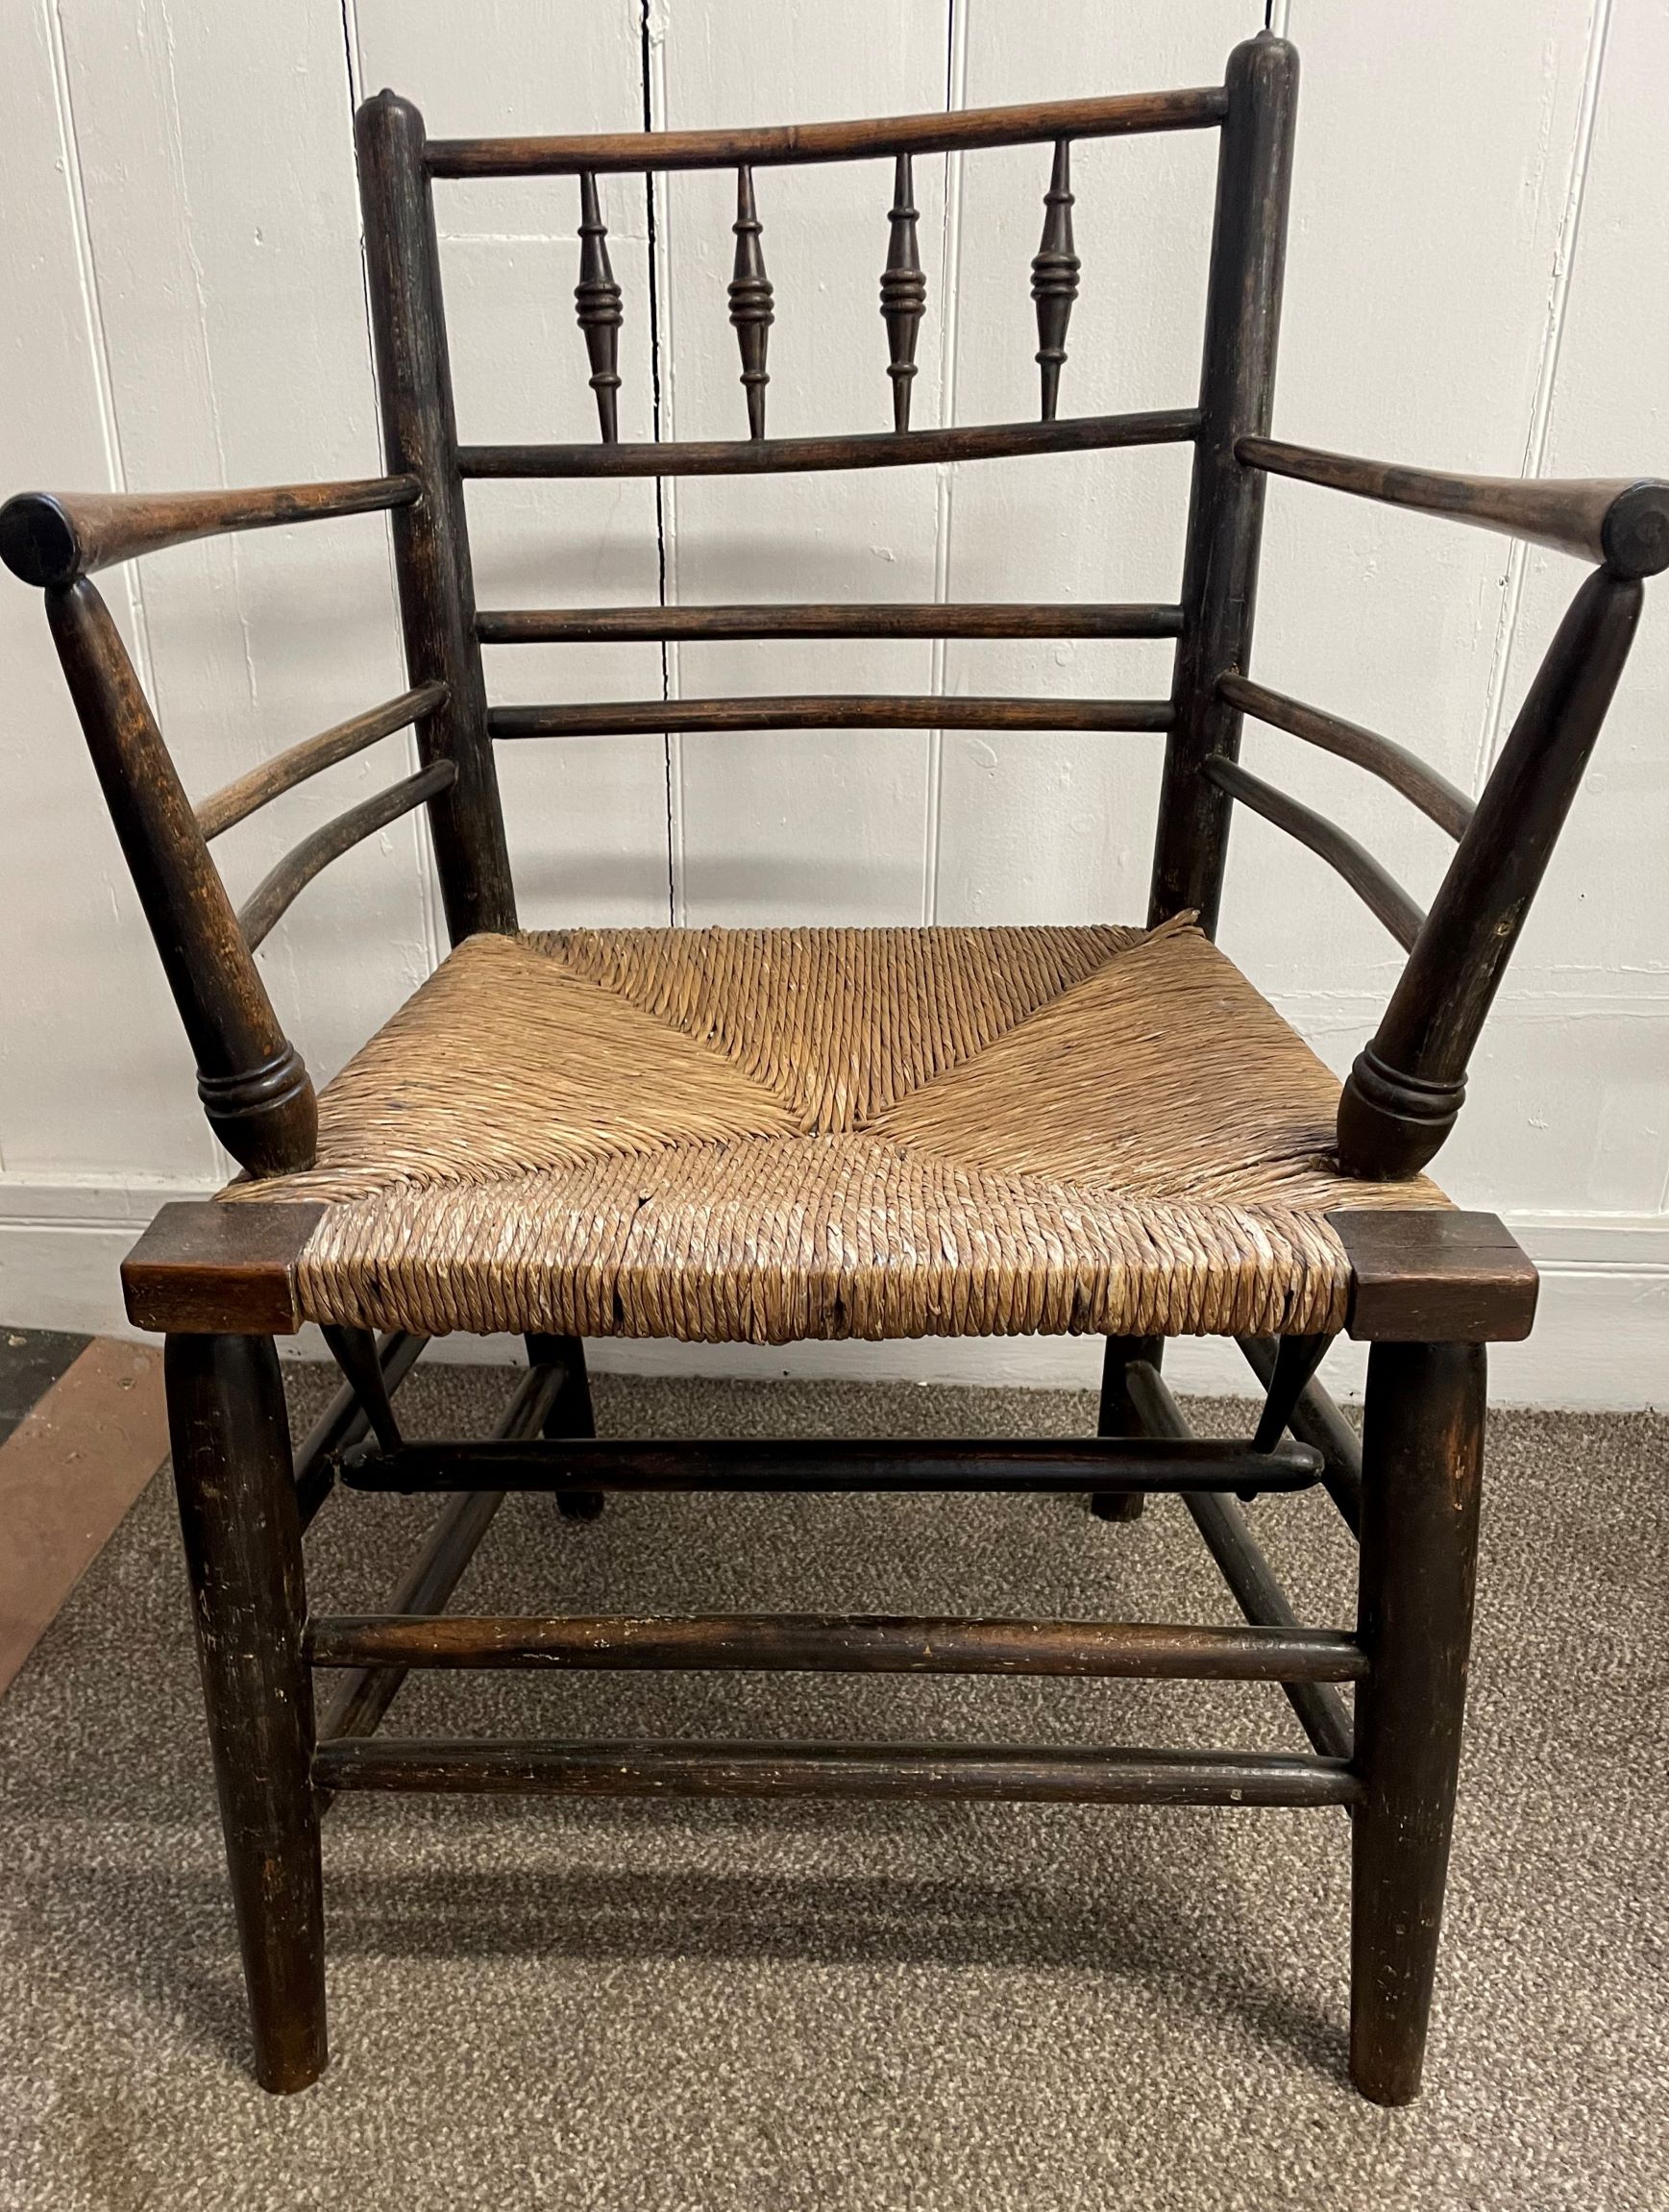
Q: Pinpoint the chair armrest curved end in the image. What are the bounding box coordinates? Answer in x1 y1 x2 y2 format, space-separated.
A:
0 492 81 588
1600 479 1669 579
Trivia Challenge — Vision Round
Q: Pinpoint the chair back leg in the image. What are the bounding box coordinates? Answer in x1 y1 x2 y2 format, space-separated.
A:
166 1331 327 2094
1350 1338 1486 2103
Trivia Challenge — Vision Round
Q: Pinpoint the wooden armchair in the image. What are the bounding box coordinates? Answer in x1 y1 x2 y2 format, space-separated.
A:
4 31 1664 2103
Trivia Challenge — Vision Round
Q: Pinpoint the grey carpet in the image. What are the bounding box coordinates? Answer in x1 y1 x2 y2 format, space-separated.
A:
1 1366 1664 2212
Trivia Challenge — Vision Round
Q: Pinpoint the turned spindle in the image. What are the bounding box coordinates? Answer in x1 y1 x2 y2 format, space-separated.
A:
1032 139 1080 423
575 172 623 443
879 154 926 432
728 166 773 439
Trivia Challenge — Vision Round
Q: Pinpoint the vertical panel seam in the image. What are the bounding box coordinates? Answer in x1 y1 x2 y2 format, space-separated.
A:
642 0 682 925
1472 0 1612 789
922 0 969 925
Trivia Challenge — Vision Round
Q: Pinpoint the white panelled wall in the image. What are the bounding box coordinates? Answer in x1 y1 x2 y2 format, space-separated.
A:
0 0 1664 1404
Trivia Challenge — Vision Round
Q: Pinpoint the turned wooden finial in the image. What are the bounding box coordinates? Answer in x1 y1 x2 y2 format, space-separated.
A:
728 166 773 439
574 172 623 443
880 153 926 433
1031 139 1079 423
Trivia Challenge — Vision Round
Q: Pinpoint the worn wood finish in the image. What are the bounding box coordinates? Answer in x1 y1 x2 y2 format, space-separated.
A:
1092 1336 1162 1523
336 1433 1325 1496
1239 1335 1362 1535
525 1332 601 1520
122 1201 324 1335
1331 1210 1538 1344
1032 140 1079 423
0 476 419 589
478 602 1184 644
574 173 622 443
296 1332 426 1532
315 1736 1360 1807
195 683 448 842
236 760 455 952
424 86 1230 178
728 167 773 439
457 407 1200 479
1351 1339 1486 2104
1149 33 1298 936
316 1352 592 1753
1123 1359 1354 1763
356 90 516 942
166 1332 325 2092
489 694 1173 739
880 154 925 432
1201 755 1425 949
1238 436 1669 578
44 580 317 1176
306 1611 1366 1682
1338 570 1643 1175
1216 673 1475 840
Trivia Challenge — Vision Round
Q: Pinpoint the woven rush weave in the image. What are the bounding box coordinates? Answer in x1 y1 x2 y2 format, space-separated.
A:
225 922 1448 1340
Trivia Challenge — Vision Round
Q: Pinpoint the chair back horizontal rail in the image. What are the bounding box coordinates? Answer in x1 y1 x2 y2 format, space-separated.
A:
335 1434 1323 1494
1217 672 1474 840
487 695 1175 741
237 759 456 952
304 1611 1366 1683
312 1734 1362 1806
424 86 1229 179
1238 436 1669 578
478 601 1185 645
196 682 449 842
1201 755 1426 951
0 477 421 589
458 408 1200 480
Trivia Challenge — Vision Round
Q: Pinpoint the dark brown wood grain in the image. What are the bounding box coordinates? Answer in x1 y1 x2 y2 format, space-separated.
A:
0 477 419 588
457 406 1200 479
1350 1339 1485 2103
166 1332 326 2092
574 172 623 443
1092 1336 1162 1523
424 86 1230 177
313 1736 1360 1807
122 1201 324 1335
295 1332 427 1531
1149 32 1299 936
44 579 317 1176
336 1433 1324 1495
1239 1335 1362 1534
236 759 455 951
1201 753 1426 949
1031 139 1079 423
1216 672 1474 840
478 602 1184 643
1337 569 1643 1176
356 89 517 942
1239 436 1669 578
488 695 1174 739
880 153 925 431
1330 1211 1538 1344
1122 1358 1354 1762
306 1611 1367 1682
195 682 447 841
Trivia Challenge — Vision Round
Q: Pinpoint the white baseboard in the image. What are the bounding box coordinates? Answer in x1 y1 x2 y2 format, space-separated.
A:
1 1180 1663 1410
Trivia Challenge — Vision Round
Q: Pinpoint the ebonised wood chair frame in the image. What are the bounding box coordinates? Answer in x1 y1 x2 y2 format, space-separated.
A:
3 32 1662 2105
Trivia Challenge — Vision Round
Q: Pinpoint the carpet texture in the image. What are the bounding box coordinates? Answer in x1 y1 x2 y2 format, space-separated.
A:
0 1366 1664 2211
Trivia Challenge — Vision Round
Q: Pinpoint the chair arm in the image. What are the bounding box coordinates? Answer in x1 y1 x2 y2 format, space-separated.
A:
0 476 421 588
1237 436 1669 578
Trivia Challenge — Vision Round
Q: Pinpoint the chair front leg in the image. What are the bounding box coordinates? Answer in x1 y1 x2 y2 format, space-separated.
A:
166 1331 326 2093
1350 1338 1485 2103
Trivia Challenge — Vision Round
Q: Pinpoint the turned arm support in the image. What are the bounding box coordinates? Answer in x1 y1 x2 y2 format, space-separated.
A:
0 476 420 588
1337 567 1643 1176
1237 436 1669 578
